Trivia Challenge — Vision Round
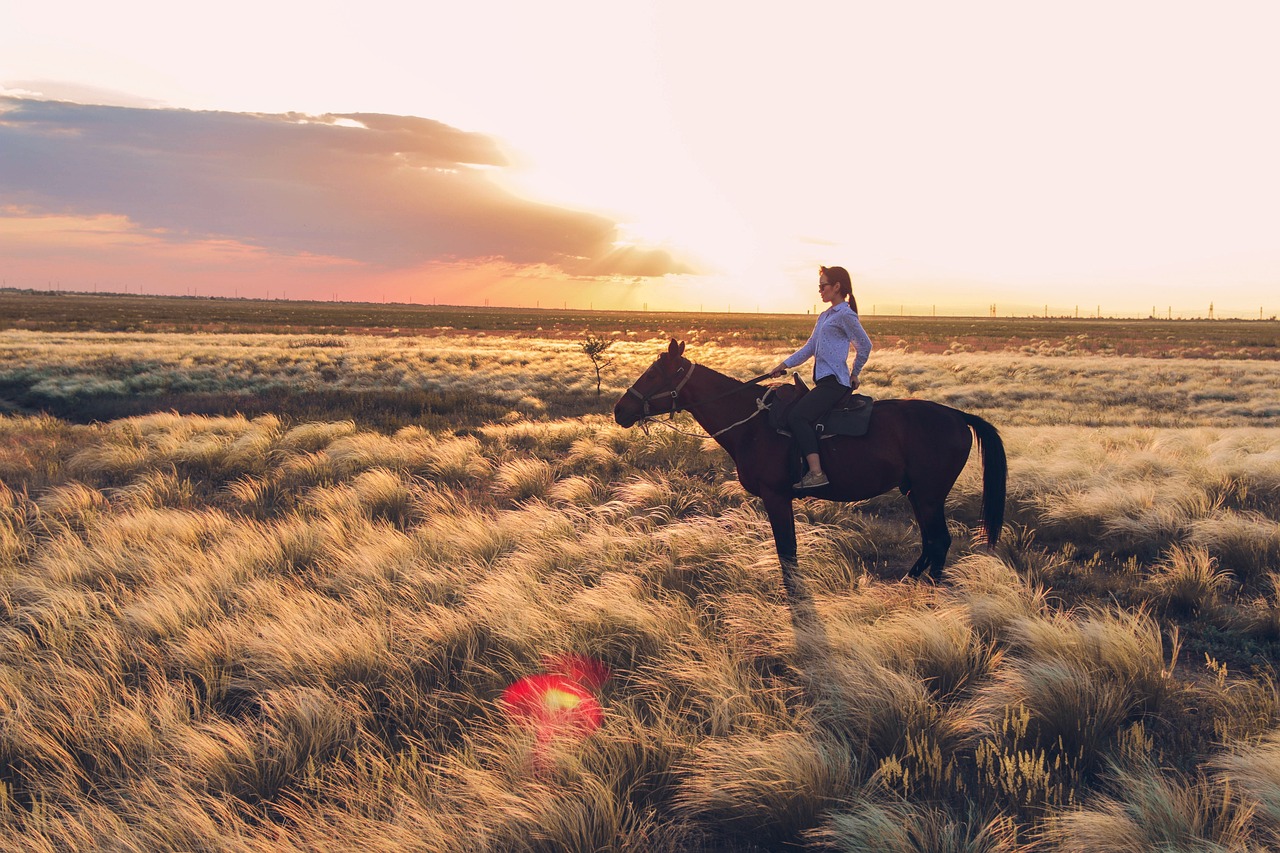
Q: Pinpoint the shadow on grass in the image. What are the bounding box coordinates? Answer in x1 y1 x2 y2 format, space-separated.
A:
783 574 842 706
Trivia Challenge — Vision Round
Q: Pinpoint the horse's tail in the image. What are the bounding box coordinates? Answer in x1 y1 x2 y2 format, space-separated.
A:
961 412 1007 547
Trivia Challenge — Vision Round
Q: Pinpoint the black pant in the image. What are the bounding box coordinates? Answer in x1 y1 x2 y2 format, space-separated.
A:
787 376 849 458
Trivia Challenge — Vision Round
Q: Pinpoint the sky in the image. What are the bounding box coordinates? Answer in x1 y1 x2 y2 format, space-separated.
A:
1 1 1277 317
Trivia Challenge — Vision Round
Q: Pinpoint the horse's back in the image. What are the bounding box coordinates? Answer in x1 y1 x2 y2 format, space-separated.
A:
871 398 975 453
817 399 973 494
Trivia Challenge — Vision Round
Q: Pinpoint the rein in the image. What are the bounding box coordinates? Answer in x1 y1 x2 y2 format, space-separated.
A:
629 364 778 438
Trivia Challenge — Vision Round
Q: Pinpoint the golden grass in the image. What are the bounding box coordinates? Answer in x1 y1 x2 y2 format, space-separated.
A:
1041 760 1261 852
1 332 1278 849
5 329 1280 430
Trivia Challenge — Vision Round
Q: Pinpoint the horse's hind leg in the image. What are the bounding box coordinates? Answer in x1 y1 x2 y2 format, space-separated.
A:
905 492 952 581
925 516 953 581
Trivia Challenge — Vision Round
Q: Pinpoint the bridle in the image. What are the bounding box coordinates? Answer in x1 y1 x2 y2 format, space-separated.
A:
625 360 777 437
626 362 700 420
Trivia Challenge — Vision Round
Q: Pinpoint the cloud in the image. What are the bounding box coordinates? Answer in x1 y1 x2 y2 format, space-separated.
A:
0 96 690 276
0 80 165 109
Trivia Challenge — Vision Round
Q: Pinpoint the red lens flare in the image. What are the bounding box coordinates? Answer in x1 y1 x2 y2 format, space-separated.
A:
499 655 611 746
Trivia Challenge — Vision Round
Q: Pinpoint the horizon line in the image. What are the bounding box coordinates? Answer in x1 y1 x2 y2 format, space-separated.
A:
1 286 1276 322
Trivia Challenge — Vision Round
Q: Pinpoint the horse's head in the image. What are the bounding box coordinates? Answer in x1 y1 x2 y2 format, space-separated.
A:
614 339 693 427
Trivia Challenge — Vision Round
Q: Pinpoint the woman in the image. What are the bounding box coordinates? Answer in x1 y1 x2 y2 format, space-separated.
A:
769 266 872 489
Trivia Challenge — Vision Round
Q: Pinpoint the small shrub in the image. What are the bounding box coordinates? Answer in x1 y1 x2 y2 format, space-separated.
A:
579 334 615 397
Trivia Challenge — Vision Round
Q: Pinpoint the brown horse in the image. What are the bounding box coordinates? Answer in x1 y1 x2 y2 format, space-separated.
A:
614 340 1006 592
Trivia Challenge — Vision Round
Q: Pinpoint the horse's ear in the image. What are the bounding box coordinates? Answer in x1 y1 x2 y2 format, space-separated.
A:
667 338 685 357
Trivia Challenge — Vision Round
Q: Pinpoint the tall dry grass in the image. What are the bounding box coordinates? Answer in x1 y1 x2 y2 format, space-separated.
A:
0 332 1277 849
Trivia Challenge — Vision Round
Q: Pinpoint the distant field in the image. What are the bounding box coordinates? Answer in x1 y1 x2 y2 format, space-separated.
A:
3 290 1278 358
3 329 1279 430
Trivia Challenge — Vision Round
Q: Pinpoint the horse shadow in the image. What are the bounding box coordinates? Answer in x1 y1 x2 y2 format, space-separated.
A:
781 574 845 706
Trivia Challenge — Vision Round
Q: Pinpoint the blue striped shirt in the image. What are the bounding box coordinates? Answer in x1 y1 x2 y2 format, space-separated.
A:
782 301 872 387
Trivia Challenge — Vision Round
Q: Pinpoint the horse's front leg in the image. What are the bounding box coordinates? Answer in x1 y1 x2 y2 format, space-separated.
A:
761 491 798 597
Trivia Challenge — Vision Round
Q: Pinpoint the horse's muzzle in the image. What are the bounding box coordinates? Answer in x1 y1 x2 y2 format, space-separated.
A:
613 394 642 427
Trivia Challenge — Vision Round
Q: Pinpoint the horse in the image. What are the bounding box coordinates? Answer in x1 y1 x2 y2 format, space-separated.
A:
613 340 1006 593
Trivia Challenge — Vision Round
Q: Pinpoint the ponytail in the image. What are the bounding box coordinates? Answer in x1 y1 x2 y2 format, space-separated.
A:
819 265 857 313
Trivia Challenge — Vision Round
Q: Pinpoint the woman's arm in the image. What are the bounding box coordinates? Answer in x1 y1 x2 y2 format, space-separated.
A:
848 315 872 378
775 324 818 376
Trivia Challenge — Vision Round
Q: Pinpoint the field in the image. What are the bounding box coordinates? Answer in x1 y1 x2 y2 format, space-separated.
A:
1 293 1278 851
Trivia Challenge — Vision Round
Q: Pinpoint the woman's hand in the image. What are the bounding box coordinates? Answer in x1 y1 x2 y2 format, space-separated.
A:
769 363 787 379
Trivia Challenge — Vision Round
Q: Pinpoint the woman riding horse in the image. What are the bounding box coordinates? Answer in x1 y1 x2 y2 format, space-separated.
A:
615 340 1006 589
769 265 872 490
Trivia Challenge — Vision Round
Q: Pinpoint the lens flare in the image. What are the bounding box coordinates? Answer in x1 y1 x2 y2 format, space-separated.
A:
499 655 611 748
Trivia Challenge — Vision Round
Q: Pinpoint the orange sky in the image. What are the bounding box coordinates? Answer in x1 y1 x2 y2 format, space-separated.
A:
2 2 1278 317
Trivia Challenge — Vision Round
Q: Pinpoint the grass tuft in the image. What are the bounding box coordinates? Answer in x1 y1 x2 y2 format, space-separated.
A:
1144 544 1234 617
1041 760 1259 852
673 730 862 849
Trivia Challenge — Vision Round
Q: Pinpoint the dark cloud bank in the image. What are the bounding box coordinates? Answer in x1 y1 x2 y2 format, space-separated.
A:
0 97 687 276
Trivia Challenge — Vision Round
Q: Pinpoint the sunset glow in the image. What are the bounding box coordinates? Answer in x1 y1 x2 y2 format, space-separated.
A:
3 2 1278 317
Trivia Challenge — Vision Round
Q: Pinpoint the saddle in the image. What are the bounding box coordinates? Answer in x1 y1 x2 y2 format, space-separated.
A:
767 375 875 439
